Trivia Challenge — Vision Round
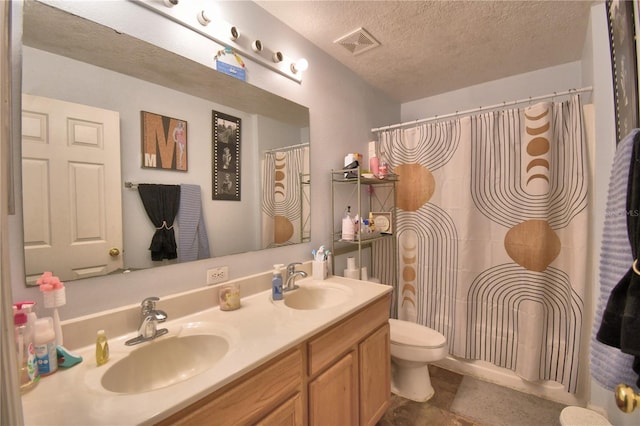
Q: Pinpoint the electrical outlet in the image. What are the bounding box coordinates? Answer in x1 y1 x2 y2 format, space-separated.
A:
207 266 229 285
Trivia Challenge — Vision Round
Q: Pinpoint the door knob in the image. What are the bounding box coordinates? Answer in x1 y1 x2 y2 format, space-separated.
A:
615 383 640 413
109 248 121 257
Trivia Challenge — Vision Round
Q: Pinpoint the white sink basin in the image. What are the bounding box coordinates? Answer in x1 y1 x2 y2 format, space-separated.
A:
101 333 229 394
282 281 352 310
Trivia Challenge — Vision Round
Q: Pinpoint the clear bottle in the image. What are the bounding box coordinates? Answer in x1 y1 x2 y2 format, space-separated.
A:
272 264 284 301
95 330 110 366
13 304 39 393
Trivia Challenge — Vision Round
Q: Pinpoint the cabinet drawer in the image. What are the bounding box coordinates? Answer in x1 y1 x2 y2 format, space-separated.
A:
307 294 390 376
157 347 302 426
256 392 303 426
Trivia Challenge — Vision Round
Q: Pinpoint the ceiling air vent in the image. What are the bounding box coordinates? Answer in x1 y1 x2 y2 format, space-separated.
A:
334 27 380 55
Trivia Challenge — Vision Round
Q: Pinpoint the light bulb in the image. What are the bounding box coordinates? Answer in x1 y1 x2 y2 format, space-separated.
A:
291 58 309 74
230 26 240 41
197 10 211 26
272 51 283 63
252 40 263 53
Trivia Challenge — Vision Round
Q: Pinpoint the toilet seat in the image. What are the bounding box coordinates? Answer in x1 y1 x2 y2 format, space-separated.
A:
559 407 611 426
389 319 446 349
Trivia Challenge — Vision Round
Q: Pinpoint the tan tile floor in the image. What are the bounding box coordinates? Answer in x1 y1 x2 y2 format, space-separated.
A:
378 365 482 426
378 365 566 426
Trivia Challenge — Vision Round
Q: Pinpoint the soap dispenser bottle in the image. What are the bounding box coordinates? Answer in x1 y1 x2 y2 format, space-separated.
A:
272 264 284 301
13 303 39 393
95 330 109 366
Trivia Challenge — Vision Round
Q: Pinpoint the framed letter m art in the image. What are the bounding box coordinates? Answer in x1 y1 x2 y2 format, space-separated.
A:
141 111 188 171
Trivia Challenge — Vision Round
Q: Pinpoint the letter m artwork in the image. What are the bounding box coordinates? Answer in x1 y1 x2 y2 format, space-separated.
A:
141 111 188 171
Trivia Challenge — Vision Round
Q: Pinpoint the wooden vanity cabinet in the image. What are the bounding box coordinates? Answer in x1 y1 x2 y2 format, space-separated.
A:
156 347 304 426
157 293 390 426
306 294 391 426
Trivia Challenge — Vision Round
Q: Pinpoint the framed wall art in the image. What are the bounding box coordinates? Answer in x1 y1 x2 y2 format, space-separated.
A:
607 0 639 143
141 111 188 171
212 110 241 201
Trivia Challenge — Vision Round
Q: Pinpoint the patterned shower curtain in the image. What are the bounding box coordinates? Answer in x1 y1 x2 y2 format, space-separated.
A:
377 95 587 393
261 145 310 248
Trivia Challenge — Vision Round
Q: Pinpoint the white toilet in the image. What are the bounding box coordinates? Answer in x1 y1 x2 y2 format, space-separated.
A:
389 318 448 402
559 406 611 426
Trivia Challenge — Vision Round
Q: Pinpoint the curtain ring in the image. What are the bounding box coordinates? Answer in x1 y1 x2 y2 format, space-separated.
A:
633 259 640 276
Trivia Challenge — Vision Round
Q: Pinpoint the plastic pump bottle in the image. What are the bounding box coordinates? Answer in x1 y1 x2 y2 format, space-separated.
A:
13 304 39 393
96 330 110 366
272 264 284 301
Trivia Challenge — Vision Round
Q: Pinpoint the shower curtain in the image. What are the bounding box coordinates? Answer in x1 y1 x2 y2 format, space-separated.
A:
377 95 587 393
261 145 310 248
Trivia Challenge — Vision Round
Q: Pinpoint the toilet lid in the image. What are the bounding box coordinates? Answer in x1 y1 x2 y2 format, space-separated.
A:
389 318 446 348
559 407 611 426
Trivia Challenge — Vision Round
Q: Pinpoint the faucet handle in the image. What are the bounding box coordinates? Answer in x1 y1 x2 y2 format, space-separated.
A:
287 262 302 273
141 296 159 314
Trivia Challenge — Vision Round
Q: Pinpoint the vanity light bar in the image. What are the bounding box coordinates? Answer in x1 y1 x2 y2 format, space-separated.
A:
131 0 308 83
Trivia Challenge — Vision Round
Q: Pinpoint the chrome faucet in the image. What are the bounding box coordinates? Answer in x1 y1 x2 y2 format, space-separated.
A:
125 296 169 346
284 262 307 291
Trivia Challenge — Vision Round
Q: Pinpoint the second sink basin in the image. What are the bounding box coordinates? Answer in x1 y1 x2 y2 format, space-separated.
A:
283 281 352 310
101 333 229 394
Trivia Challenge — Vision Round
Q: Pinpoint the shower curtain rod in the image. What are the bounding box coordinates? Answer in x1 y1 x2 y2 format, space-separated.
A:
370 86 593 132
264 142 309 153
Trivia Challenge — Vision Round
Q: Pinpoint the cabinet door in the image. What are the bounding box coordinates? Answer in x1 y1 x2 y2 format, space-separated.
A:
308 351 358 426
256 392 303 426
359 324 391 426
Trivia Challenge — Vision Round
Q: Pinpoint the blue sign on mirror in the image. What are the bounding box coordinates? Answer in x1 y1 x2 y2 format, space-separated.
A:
216 62 246 82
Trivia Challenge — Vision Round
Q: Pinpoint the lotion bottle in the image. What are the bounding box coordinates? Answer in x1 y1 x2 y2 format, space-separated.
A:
272 264 284 301
96 330 109 366
34 317 57 375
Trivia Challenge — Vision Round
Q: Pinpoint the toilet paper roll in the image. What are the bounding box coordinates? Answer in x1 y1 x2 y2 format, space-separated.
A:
346 256 356 271
361 267 368 281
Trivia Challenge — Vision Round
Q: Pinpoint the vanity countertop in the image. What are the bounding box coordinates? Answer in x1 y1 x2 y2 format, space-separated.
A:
21 275 392 425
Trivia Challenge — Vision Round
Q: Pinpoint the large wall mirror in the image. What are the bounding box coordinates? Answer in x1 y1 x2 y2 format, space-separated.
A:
19 0 311 285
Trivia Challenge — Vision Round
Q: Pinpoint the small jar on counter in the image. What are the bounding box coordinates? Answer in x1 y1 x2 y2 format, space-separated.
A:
378 161 389 179
219 284 241 311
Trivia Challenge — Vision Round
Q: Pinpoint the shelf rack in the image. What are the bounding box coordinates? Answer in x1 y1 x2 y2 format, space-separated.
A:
330 167 397 281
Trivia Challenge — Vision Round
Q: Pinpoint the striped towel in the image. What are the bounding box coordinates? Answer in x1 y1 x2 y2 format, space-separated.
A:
590 129 639 391
178 184 210 262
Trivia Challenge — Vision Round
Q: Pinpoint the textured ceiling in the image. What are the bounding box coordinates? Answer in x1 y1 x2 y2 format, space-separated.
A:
256 1 595 103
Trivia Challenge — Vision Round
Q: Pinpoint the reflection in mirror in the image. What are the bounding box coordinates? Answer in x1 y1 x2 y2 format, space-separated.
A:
20 1 310 285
